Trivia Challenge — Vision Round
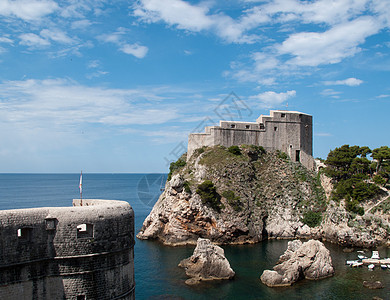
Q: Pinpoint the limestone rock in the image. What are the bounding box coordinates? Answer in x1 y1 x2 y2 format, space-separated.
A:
260 239 334 287
363 281 384 289
178 238 235 284
137 146 389 248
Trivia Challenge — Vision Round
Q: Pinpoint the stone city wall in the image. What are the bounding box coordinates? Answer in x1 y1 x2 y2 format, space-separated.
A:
0 199 135 300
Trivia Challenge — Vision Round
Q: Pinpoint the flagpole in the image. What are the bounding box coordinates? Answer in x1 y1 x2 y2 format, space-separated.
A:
79 170 83 206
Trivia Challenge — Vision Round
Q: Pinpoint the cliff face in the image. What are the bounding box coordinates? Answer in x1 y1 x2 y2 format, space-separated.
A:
137 146 390 247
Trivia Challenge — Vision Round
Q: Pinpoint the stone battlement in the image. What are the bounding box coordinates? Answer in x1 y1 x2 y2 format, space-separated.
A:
188 110 314 169
0 199 135 300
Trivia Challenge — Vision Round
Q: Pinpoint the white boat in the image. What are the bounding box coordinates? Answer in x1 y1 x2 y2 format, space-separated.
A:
357 254 367 260
371 251 380 259
368 264 375 270
381 265 387 270
346 260 359 265
352 262 363 267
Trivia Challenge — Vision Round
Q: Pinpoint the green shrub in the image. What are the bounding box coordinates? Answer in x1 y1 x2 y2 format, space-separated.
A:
345 199 364 215
196 180 222 211
183 181 192 194
222 190 242 211
302 210 322 227
373 174 386 186
194 146 206 156
167 157 186 181
228 145 241 155
277 150 288 160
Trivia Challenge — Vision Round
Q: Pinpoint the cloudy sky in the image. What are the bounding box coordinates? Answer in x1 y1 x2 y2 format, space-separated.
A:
0 0 389 173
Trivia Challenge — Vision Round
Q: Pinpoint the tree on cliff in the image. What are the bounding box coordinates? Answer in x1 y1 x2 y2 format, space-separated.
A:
371 146 390 184
324 145 390 215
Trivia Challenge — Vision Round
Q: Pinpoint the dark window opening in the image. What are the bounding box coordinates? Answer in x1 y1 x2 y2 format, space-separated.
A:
281 113 286 118
245 125 250 129
77 224 94 238
259 123 265 130
18 228 32 240
274 127 278 131
230 124 235 129
295 150 300 162
45 218 57 231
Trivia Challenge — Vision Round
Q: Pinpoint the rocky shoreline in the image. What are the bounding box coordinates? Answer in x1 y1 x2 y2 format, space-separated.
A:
137 146 389 248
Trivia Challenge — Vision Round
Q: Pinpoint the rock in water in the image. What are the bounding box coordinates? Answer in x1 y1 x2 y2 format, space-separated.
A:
363 281 384 289
260 239 334 287
178 238 235 285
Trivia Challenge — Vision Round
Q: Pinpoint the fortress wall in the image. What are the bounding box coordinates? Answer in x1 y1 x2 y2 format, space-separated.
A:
187 110 314 169
0 199 135 300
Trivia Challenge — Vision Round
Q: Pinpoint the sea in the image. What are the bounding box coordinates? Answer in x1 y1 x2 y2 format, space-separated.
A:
0 173 389 300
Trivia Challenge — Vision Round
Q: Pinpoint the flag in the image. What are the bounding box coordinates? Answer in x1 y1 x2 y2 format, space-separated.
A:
79 171 82 195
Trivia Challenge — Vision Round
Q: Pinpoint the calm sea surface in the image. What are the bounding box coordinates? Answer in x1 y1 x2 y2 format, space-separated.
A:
0 173 389 299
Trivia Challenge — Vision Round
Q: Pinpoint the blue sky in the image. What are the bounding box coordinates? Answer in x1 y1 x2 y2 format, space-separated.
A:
0 0 389 173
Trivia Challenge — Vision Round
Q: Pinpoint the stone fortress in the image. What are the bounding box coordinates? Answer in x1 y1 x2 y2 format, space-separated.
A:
0 199 135 300
188 110 314 169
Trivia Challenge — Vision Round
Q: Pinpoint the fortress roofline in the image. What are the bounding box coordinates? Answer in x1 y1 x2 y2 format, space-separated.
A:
270 110 311 116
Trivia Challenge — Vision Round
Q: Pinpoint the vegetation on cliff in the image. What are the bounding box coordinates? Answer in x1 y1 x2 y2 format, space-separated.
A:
138 143 389 247
324 145 390 215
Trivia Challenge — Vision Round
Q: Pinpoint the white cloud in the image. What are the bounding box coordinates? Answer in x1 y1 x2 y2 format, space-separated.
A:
19 33 50 47
98 28 148 58
320 89 341 98
40 28 75 44
278 17 381 66
377 94 390 98
133 0 213 31
261 0 369 25
133 0 261 43
0 37 13 44
120 43 148 58
249 90 296 108
87 60 100 69
0 0 58 21
0 78 178 129
71 19 92 29
323 77 363 86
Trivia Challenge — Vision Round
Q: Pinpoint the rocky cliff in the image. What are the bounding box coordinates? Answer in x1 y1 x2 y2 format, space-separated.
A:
137 145 390 247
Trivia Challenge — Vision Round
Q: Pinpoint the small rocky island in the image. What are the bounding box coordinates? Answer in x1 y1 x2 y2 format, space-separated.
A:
260 239 335 287
178 238 235 285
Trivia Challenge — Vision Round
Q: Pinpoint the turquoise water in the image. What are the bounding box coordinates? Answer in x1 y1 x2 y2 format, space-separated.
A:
0 174 389 299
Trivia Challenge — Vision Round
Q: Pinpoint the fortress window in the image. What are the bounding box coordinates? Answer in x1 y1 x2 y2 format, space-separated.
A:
259 123 265 130
17 228 32 240
45 218 57 231
245 125 250 129
274 127 278 131
295 150 300 162
230 124 236 128
281 113 286 118
77 223 94 238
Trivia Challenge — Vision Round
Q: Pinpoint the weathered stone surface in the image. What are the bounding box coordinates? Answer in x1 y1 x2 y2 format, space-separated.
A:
137 145 390 248
0 199 135 300
260 239 334 287
178 238 235 284
363 281 384 289
137 148 323 245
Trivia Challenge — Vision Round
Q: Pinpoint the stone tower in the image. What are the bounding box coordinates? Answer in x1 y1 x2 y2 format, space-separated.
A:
0 199 135 300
